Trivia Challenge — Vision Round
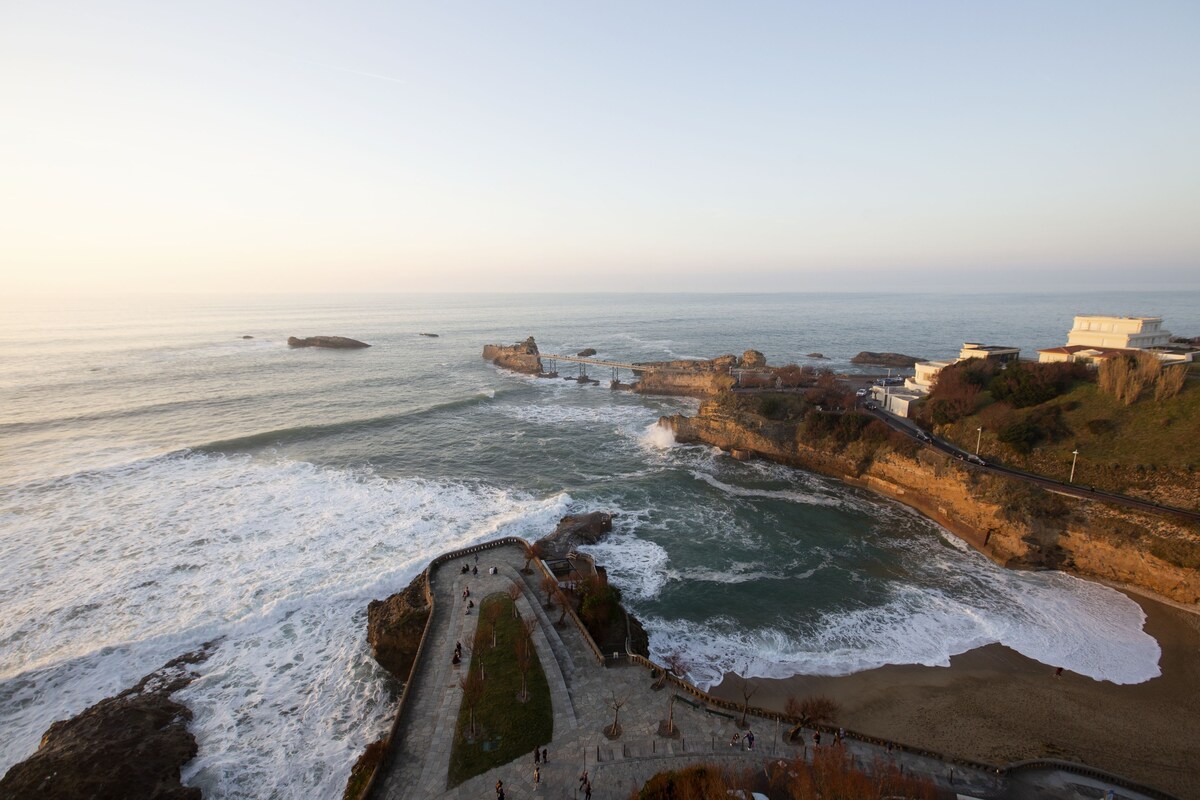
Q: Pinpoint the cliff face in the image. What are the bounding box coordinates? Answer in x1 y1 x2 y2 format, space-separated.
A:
665 402 1200 605
482 337 543 375
634 353 757 397
367 571 431 679
0 645 216 800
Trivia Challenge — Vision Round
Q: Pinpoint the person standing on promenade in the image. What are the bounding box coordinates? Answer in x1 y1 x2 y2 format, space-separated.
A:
541 747 547 763
534 748 540 764
533 765 540 789
495 778 503 796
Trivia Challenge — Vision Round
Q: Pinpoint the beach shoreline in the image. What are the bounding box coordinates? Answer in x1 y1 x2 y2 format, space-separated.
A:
709 589 1200 798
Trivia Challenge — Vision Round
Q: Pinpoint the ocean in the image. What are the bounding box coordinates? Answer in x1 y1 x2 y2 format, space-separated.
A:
2 291 1195 798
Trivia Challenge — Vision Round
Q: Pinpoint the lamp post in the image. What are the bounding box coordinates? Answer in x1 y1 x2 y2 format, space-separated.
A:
975 427 982 455
1070 449 1079 483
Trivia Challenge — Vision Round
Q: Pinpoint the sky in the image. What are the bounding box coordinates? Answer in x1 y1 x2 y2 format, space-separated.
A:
1 1 1198 293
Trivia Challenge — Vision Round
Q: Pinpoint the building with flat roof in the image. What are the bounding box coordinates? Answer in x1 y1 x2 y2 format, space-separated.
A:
905 360 954 395
1066 315 1172 350
870 385 921 418
958 342 1020 362
1037 345 1135 365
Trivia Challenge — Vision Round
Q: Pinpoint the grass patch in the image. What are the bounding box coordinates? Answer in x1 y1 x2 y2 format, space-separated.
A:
448 594 552 787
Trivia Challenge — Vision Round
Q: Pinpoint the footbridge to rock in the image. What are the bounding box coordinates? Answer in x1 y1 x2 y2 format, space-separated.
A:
538 353 728 382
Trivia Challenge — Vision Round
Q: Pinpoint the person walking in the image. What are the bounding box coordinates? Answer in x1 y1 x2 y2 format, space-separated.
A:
541 747 548 763
495 778 503 796
534 748 540 764
533 765 540 788
584 780 593 800
579 769 588 790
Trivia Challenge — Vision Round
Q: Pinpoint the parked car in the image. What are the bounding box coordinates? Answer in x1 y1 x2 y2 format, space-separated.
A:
855 388 868 397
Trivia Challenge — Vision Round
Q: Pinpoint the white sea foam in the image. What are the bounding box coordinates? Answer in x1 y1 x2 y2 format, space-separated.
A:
689 470 855 510
0 451 569 797
579 534 670 601
640 421 677 450
645 541 1161 690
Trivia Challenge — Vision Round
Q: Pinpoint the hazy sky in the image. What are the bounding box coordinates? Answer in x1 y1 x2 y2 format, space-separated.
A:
2 1 1198 293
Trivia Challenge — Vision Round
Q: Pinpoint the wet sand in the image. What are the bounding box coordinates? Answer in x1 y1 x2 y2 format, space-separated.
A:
709 590 1200 799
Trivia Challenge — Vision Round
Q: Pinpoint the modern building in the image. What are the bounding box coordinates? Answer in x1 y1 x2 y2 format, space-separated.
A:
1037 345 1135 365
1065 316 1172 350
870 385 921 418
904 360 955 395
958 342 1020 362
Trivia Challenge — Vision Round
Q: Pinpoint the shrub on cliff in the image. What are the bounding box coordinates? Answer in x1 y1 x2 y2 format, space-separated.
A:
997 404 1071 454
989 361 1090 408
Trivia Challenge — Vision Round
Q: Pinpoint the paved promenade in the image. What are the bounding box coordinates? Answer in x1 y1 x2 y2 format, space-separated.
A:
372 542 1015 800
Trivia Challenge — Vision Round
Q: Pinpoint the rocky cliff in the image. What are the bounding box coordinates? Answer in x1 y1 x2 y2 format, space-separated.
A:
482 337 543 375
0 644 218 800
367 571 431 680
536 512 614 559
287 336 370 348
633 352 770 397
665 400 1200 605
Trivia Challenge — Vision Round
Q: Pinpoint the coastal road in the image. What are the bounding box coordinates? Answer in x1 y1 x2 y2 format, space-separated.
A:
858 403 1200 523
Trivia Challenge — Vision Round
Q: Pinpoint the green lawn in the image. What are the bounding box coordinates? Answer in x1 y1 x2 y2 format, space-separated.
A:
447 594 553 787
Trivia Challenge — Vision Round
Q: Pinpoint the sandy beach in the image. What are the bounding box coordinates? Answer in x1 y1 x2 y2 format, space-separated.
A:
710 590 1200 799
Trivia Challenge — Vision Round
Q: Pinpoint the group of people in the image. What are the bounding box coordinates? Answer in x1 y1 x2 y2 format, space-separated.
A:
728 729 755 750
451 640 462 665
492 755 593 798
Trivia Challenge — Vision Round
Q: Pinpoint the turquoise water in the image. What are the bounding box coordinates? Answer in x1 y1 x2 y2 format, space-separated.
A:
2 291 1190 798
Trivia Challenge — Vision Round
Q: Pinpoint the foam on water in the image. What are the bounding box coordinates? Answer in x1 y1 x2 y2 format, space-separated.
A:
0 451 571 797
642 532 1161 690
640 421 677 451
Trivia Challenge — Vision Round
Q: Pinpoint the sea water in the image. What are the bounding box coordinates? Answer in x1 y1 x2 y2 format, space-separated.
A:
2 291 1194 798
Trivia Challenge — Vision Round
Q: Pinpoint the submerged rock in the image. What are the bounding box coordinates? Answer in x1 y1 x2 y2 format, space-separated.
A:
850 351 921 367
0 643 218 800
241 335 254 339
287 336 371 349
482 337 542 375
367 571 431 680
419 333 439 338
805 352 827 359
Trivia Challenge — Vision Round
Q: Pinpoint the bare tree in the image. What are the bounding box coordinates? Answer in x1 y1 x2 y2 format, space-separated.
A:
737 679 758 729
483 601 503 649
521 541 544 574
506 582 523 618
605 691 627 738
554 586 569 626
788 695 841 728
540 575 559 610
459 670 485 739
655 650 689 689
514 636 533 702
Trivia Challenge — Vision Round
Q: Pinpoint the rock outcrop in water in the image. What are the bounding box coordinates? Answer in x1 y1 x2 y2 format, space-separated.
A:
576 348 597 357
287 336 371 349
535 512 614 559
482 337 543 375
850 351 920 367
367 571 431 680
0 643 218 800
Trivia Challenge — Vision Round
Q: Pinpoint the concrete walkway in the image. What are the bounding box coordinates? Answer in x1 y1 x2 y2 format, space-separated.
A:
372 542 1167 800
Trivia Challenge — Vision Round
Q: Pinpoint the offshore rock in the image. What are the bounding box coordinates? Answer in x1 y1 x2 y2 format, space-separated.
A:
482 337 543 375
287 336 370 349
0 643 218 800
576 348 597 357
850 351 921 367
367 571 431 680
537 512 614 559
805 352 828 359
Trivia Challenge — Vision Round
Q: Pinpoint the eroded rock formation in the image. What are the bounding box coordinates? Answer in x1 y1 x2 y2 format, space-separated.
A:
287 336 371 349
482 337 543 375
576 348 597 357
536 512 614 559
0 643 218 800
367 571 431 679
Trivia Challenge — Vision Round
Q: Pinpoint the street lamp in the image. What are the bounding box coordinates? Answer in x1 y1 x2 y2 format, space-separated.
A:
1070 449 1080 483
975 427 982 455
